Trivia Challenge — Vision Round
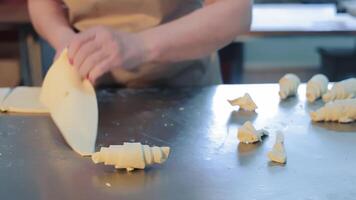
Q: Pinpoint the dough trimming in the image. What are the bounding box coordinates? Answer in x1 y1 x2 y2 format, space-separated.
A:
267 132 286 164
228 93 257 111
238 121 268 144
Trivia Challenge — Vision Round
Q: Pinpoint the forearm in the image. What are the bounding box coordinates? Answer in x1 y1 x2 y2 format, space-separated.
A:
140 0 252 63
28 0 74 50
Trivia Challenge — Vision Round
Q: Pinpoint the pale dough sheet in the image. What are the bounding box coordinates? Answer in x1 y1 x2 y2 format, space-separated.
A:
1 87 49 113
40 49 98 156
0 87 11 111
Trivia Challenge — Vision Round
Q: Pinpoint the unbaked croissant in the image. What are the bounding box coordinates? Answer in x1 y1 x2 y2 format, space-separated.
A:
92 142 170 171
306 74 329 102
279 73 301 100
310 98 356 123
322 78 356 102
228 93 257 111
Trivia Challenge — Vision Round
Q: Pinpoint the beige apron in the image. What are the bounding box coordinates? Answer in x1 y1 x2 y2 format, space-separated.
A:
63 0 222 87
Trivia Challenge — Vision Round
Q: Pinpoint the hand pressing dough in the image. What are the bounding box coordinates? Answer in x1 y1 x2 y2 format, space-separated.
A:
0 88 11 111
306 74 329 103
322 78 356 102
40 49 98 156
92 143 170 171
1 87 49 113
267 132 286 164
228 93 257 111
310 98 356 123
279 73 300 100
238 121 268 144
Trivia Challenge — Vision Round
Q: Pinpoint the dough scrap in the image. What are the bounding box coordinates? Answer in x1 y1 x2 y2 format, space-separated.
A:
92 143 170 171
322 78 356 102
40 49 98 156
228 93 257 111
310 98 356 123
238 121 268 144
306 74 329 103
1 87 49 113
267 132 286 164
279 73 300 100
0 87 11 111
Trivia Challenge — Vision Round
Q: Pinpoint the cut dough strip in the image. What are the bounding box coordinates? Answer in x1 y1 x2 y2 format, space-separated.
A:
238 121 268 144
279 73 300 100
1 87 49 113
306 74 329 103
310 98 356 123
267 132 287 164
41 49 98 156
92 143 170 171
322 78 356 103
228 93 257 111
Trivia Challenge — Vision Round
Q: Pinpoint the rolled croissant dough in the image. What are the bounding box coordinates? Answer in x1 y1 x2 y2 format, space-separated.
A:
92 143 170 171
1 87 49 113
306 74 329 103
322 78 356 102
279 73 300 100
310 98 356 123
40 49 98 156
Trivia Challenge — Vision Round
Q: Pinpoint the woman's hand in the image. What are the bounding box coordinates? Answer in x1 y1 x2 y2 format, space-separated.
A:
67 26 150 84
54 29 76 60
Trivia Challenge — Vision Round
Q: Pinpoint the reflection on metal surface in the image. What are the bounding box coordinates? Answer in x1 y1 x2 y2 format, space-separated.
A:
206 86 233 150
237 142 263 166
139 132 171 145
238 142 261 155
278 97 299 110
267 161 286 167
92 169 159 194
228 110 257 125
263 122 288 136
312 122 356 132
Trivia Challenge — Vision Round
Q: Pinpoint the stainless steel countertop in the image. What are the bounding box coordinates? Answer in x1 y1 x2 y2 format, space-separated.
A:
0 84 355 200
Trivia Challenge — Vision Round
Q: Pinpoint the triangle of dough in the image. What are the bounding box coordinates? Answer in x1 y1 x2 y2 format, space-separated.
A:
40 49 98 156
2 87 49 113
